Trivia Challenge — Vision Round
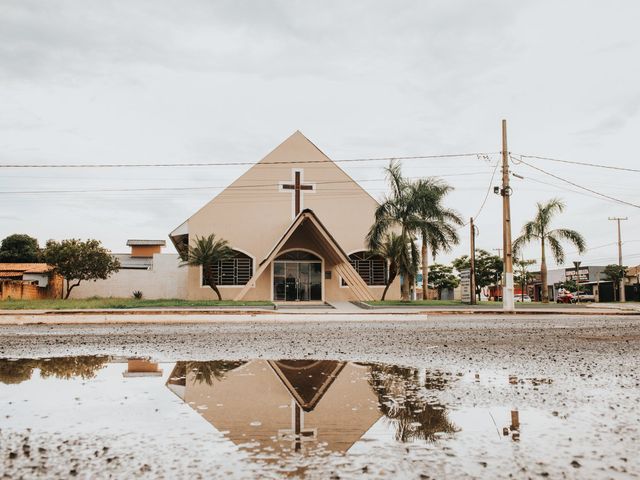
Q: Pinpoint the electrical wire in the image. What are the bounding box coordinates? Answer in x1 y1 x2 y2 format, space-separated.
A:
0 171 492 195
511 154 640 209
515 153 640 173
470 161 500 221
0 152 498 169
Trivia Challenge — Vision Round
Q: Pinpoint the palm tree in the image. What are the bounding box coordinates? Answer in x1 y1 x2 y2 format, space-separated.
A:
181 234 233 300
411 178 463 296
375 233 404 301
513 198 586 303
367 161 424 300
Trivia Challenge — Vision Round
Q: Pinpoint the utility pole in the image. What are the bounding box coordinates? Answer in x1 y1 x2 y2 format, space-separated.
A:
501 119 515 310
608 217 628 302
470 217 476 305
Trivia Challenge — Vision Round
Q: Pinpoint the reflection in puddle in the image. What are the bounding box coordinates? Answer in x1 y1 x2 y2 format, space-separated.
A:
166 359 461 466
0 356 635 478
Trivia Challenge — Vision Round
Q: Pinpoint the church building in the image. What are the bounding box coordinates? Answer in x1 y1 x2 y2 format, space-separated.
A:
169 131 400 302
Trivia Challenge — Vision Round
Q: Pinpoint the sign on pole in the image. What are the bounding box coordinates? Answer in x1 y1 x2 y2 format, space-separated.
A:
460 269 471 304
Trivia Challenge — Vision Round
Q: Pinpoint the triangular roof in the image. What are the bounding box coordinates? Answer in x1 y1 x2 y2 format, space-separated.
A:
169 131 380 240
268 360 346 412
233 209 374 301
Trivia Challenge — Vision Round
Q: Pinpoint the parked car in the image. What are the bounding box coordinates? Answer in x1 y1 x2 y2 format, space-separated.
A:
556 292 574 303
514 294 532 303
571 291 595 303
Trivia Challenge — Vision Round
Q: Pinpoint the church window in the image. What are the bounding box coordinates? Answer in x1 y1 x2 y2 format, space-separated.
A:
202 250 253 286
343 251 387 286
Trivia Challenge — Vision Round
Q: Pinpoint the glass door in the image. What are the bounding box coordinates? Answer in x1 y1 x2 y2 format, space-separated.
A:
273 260 322 301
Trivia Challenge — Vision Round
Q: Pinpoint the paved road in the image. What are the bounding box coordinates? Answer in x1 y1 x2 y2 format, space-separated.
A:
2 314 638 369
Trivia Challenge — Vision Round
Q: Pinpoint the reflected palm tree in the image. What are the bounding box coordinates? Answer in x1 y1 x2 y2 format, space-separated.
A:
367 363 458 442
169 361 247 386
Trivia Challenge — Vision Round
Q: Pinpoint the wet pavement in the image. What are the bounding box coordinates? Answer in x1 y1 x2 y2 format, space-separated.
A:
1 314 639 479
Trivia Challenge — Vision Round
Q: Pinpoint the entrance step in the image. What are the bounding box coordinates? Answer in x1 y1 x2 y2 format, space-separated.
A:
274 302 334 310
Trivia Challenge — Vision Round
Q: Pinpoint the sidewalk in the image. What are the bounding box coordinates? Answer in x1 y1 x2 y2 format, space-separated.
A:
0 302 638 325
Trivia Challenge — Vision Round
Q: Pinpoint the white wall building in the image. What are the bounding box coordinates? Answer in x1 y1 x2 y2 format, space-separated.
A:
70 240 187 299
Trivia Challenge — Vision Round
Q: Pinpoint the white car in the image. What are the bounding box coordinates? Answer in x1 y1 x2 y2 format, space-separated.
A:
514 294 532 303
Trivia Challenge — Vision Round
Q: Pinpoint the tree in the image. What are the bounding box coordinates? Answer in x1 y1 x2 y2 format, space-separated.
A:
180 234 233 300
513 198 586 303
43 239 120 299
604 264 627 301
514 259 536 301
368 161 440 300
411 178 463 293
452 249 503 301
0 234 41 263
375 233 404 301
428 264 460 299
367 363 458 442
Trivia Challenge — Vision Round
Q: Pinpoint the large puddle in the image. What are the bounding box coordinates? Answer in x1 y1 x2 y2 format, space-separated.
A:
0 356 637 478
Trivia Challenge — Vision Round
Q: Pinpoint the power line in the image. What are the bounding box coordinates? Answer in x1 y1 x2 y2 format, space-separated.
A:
0 171 492 195
512 173 625 205
516 153 640 173
511 154 640 209
0 152 497 169
471 161 500 221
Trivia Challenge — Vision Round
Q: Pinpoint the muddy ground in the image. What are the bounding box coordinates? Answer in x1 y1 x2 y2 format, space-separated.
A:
1 314 639 479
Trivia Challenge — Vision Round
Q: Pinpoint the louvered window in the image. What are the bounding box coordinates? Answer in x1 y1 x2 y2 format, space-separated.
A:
343 251 387 286
202 251 253 286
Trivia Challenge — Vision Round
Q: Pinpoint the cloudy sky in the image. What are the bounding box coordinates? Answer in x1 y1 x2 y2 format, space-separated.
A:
1 0 639 269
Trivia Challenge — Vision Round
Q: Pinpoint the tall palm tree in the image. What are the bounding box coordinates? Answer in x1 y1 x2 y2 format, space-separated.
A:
513 198 586 303
375 233 404 301
367 161 425 300
411 178 463 295
181 234 233 300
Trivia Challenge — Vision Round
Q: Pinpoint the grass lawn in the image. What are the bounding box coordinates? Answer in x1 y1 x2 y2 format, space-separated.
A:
366 300 590 308
0 298 274 310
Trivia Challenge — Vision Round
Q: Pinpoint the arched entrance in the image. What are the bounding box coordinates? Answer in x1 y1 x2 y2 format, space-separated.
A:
273 250 322 301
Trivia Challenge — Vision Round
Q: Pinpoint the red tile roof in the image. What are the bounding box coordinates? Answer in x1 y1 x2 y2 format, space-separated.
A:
0 263 55 274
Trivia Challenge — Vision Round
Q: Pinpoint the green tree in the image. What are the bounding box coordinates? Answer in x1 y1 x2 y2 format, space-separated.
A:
180 234 233 300
411 178 463 293
514 259 536 301
603 264 627 301
428 264 460 299
170 361 247 386
0 234 41 263
367 364 458 442
43 238 120 299
375 233 404 301
452 249 503 301
513 198 586 303
368 161 437 300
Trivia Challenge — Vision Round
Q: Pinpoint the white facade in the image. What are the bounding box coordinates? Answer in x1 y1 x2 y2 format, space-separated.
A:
70 254 187 299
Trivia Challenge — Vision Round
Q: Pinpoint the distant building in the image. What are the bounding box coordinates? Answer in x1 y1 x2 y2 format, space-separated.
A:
527 265 640 302
69 239 186 299
0 263 63 300
122 359 163 378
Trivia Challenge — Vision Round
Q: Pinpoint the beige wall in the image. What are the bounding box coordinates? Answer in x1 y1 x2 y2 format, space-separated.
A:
175 360 381 456
178 131 401 301
70 254 187 299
